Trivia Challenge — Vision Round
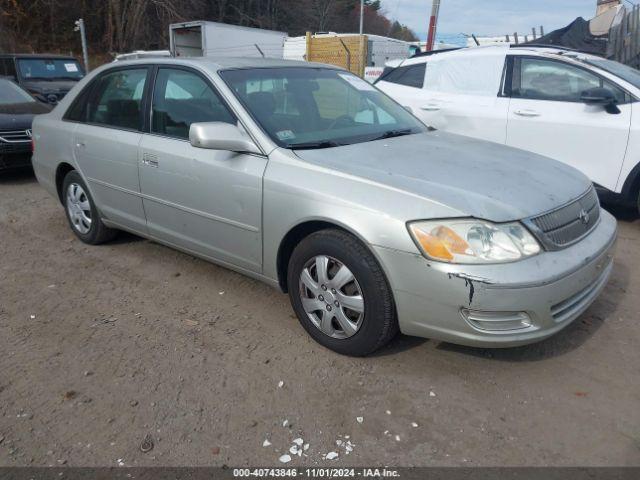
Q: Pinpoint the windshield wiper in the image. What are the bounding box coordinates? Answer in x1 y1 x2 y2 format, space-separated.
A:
371 129 414 141
289 140 344 150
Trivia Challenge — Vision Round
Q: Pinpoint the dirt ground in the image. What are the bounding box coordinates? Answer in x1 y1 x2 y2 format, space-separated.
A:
0 168 639 468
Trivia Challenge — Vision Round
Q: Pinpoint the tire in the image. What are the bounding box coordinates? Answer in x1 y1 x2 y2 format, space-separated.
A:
287 229 398 356
62 170 117 245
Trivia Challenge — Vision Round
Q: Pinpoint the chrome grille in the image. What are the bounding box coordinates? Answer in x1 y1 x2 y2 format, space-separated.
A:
526 187 600 250
0 129 32 143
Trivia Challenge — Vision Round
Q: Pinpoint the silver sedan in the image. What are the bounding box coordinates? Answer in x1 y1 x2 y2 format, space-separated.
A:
32 57 617 356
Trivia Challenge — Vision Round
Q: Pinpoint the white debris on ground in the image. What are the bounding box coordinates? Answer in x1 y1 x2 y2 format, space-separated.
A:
288 438 305 457
334 436 355 455
324 451 339 460
218 291 225 295
282 419 289 427
356 416 363 423
429 391 436 397
29 315 36 319
278 380 284 388
262 439 271 447
395 435 401 442
411 422 419 428
385 410 391 415
117 459 124 467
279 454 291 463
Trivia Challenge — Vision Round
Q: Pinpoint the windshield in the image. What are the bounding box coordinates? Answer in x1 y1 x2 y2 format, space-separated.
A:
578 56 640 90
0 79 35 104
18 58 84 81
220 67 425 149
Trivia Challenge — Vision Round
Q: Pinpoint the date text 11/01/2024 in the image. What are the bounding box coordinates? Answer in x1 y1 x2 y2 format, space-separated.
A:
232 468 400 477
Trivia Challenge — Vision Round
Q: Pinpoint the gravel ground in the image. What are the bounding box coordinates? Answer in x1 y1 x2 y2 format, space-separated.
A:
0 169 639 467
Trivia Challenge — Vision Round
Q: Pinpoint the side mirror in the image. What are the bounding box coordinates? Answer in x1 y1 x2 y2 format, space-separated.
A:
580 87 621 114
189 122 262 154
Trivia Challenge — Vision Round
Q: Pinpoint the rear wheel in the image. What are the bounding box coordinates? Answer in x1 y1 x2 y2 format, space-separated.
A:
287 229 398 356
62 170 117 245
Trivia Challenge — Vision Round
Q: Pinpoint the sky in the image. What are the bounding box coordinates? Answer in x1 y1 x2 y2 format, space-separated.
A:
381 0 601 40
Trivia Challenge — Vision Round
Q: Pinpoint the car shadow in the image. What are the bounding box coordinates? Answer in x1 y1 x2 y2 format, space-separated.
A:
109 231 145 245
0 166 35 184
370 334 428 357
435 260 629 362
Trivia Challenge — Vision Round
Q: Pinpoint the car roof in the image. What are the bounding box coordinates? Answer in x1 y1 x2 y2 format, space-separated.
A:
110 56 341 72
401 44 599 66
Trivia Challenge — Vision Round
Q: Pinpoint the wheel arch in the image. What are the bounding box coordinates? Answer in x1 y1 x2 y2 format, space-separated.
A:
55 162 76 204
276 219 381 293
621 160 640 206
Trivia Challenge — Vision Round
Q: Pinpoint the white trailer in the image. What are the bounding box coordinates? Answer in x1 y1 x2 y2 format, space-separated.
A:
169 21 287 59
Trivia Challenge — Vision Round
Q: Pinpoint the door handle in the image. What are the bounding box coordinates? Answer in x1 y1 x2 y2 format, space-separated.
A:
142 153 159 168
421 104 441 111
514 109 541 117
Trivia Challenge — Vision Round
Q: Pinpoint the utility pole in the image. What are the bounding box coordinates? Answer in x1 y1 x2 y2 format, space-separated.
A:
426 0 441 51
359 0 365 35
74 18 90 72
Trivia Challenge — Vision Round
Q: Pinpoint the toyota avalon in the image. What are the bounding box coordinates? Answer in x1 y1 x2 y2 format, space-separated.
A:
31 57 617 356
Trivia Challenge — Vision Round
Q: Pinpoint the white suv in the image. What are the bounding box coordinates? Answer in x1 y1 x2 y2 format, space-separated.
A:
376 45 640 213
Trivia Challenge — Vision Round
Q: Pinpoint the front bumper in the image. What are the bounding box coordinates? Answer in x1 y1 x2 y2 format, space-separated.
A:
374 209 617 347
0 152 32 171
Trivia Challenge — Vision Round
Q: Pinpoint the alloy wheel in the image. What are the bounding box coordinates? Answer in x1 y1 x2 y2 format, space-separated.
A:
298 255 365 339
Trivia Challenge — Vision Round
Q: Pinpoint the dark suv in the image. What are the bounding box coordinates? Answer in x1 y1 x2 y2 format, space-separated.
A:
0 54 85 105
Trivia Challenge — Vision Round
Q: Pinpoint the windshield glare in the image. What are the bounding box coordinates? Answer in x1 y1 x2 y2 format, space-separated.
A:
18 59 84 80
220 67 425 148
578 56 640 90
0 79 35 104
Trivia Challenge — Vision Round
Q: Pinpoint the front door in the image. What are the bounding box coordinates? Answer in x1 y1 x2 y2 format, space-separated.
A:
138 67 267 272
72 66 150 232
506 56 631 191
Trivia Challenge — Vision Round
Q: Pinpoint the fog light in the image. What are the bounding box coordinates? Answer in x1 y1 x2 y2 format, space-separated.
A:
460 309 533 332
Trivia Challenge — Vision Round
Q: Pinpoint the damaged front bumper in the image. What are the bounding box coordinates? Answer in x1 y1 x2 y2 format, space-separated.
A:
374 209 617 348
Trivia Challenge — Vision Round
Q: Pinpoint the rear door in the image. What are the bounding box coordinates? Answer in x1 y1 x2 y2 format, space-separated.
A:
138 66 267 272
505 56 631 191
70 66 150 232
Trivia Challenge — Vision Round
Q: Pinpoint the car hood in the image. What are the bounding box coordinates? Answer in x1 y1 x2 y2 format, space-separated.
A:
22 79 78 94
293 131 592 223
0 102 51 129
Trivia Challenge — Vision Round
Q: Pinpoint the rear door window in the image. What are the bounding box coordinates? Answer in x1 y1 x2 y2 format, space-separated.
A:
381 64 426 88
151 68 236 140
84 68 149 130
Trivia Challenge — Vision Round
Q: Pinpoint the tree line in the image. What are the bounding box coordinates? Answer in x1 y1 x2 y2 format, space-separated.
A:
0 0 418 61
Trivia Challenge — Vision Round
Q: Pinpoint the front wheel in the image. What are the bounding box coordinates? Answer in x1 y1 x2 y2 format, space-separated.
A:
287 229 398 356
62 170 117 245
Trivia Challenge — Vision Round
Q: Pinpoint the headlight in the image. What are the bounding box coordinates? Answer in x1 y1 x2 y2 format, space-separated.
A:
408 219 541 264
